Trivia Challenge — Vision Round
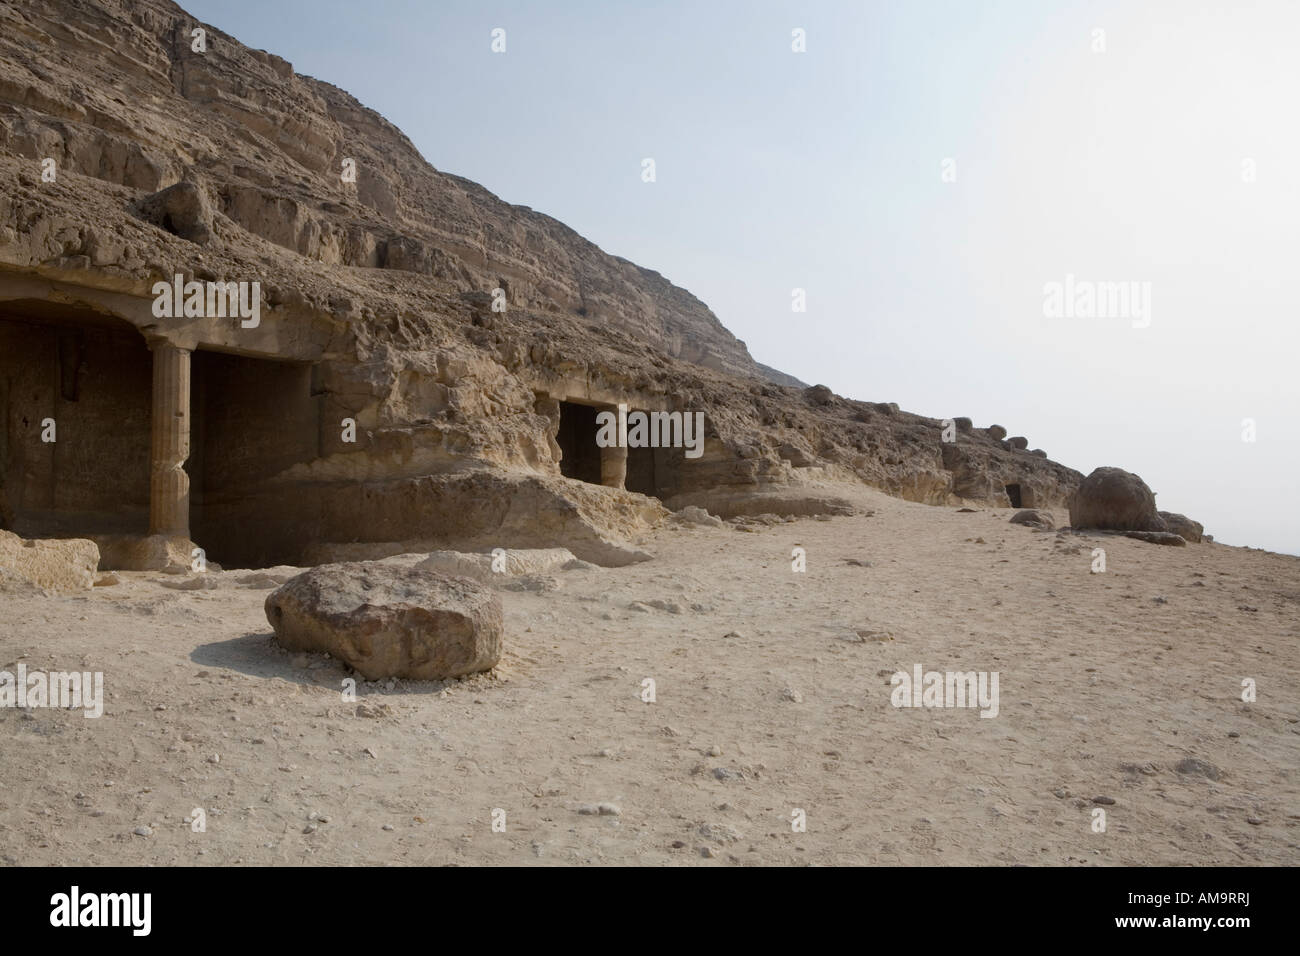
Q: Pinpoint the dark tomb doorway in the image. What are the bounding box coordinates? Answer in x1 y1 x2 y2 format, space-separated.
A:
556 400 602 485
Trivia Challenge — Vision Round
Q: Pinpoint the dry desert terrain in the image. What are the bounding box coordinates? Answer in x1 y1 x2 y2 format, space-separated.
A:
2 483 1297 866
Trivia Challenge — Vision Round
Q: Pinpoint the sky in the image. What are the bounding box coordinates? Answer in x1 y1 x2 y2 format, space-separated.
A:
184 0 1300 554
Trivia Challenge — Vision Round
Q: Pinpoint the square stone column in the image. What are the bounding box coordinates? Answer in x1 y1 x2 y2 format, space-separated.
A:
148 342 192 536
600 442 627 489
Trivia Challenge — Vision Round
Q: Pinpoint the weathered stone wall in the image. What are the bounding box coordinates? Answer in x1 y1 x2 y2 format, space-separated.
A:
0 307 151 536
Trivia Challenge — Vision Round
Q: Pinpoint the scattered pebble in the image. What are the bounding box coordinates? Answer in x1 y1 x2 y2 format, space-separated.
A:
699 822 742 843
1175 757 1222 781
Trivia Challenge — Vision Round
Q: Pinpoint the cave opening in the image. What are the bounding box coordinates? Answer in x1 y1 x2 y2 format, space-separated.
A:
1005 483 1022 509
189 349 319 568
556 400 603 485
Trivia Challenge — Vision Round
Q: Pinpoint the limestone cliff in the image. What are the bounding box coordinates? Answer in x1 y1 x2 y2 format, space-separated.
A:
0 0 1083 568
0 0 787 384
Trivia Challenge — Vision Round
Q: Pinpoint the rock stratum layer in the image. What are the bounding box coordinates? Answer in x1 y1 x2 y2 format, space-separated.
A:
0 0 1088 569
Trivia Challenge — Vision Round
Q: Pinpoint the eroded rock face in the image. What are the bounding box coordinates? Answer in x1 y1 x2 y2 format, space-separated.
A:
0 529 99 590
0 0 1091 561
288 472 662 568
265 563 502 680
414 548 577 583
1158 511 1204 543
1069 467 1160 532
0 0 779 385
91 533 195 572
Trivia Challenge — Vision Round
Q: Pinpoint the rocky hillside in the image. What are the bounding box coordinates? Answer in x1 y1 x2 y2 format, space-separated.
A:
0 0 795 385
0 0 1088 568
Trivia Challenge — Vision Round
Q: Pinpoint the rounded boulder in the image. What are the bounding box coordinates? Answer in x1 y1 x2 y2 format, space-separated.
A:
1068 467 1161 533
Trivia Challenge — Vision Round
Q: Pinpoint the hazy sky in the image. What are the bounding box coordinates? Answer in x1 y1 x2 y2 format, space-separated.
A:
184 0 1300 554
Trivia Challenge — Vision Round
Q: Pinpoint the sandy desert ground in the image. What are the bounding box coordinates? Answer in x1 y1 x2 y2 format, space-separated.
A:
2 484 1297 866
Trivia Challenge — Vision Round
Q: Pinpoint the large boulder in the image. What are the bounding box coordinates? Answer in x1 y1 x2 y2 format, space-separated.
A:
136 181 213 244
986 425 1008 440
804 384 834 405
1068 467 1161 532
0 530 99 590
1008 436 1029 450
1158 511 1204 543
265 563 502 680
1010 509 1055 530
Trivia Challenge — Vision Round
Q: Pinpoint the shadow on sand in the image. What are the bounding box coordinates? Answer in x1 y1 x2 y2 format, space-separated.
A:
189 632 454 696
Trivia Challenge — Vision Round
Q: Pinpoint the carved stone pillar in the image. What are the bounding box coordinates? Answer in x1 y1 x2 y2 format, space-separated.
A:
148 342 191 536
600 442 627 490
